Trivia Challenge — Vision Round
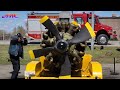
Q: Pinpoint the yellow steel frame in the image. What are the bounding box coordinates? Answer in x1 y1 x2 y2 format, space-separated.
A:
25 54 102 79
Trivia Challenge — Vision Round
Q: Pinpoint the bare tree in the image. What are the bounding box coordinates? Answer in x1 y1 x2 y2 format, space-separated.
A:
11 26 27 37
17 26 26 37
12 27 17 35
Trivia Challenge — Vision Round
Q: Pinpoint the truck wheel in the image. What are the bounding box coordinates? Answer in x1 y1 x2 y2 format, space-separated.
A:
96 34 109 45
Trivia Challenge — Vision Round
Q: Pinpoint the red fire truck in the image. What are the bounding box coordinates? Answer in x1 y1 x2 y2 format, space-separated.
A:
73 12 113 45
27 11 114 45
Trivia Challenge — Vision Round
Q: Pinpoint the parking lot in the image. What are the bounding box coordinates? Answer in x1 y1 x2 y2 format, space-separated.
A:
0 40 120 79
1 40 120 46
0 64 120 79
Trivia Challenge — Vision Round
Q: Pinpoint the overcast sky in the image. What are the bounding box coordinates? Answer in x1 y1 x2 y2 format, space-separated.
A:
0 11 120 33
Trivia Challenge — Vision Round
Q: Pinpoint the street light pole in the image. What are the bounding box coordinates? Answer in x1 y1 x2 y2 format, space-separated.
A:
3 30 5 41
91 11 94 51
15 27 17 34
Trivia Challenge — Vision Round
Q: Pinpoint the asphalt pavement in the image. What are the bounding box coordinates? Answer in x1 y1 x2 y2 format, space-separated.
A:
0 40 120 79
0 64 120 79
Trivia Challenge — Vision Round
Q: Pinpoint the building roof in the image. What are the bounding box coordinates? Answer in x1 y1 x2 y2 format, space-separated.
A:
99 17 120 19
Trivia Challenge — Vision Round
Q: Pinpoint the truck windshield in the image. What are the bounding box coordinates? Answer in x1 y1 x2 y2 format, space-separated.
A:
76 17 84 24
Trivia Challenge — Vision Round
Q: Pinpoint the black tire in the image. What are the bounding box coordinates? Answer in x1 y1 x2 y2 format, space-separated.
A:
96 34 109 45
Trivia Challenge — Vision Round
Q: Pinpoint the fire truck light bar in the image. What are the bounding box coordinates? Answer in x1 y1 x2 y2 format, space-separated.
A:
28 16 59 19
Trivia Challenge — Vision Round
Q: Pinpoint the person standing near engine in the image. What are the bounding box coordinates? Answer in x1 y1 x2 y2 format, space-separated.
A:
8 33 27 79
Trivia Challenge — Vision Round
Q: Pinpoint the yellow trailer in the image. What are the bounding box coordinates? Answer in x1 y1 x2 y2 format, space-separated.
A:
25 54 102 79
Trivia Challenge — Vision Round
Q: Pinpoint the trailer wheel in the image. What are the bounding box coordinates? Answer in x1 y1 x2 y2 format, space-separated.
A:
96 34 109 45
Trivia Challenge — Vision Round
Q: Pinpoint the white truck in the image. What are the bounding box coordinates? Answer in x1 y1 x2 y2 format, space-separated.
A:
26 12 59 43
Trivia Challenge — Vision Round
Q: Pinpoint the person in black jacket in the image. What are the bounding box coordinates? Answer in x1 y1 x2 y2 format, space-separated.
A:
8 33 27 79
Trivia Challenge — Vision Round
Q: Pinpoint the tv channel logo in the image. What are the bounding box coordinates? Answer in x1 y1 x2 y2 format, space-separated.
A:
2 14 18 18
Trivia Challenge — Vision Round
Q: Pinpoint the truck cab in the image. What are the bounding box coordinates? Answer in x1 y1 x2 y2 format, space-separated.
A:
73 12 113 45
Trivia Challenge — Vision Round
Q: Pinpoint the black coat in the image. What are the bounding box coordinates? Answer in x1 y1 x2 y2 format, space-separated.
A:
8 35 27 59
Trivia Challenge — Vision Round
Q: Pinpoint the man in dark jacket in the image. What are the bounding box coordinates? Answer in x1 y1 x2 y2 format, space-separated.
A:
8 33 27 79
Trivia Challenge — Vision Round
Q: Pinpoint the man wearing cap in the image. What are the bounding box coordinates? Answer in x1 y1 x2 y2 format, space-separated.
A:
8 33 27 79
